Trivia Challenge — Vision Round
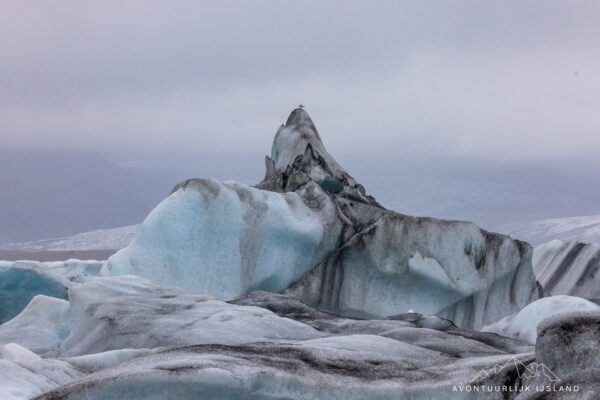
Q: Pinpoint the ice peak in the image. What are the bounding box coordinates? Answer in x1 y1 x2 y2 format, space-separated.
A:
257 108 380 207
284 108 321 141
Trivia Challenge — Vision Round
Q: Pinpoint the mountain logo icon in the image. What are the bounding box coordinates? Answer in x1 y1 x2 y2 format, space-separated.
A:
471 357 560 383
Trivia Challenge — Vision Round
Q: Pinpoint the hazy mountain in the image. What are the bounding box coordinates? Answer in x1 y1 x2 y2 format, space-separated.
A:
0 152 173 243
0 225 139 251
499 214 600 245
1 150 599 245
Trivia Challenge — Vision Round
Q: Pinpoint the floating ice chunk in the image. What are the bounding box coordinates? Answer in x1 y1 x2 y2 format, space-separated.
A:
0 261 69 324
481 295 600 343
0 295 70 355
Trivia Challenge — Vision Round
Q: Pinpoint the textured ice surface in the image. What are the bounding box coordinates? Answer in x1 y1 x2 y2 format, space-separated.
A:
257 108 379 206
286 206 538 329
102 180 341 299
5 268 598 400
533 240 600 300
0 259 103 324
0 295 70 355
36 343 536 400
0 344 154 400
481 295 600 343
0 261 69 324
33 285 540 400
519 312 600 399
0 343 81 400
104 109 538 329
3 109 596 399
60 276 324 357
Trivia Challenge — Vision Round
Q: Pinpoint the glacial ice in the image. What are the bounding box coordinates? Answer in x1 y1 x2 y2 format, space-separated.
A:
0 261 69 324
0 259 103 324
0 261 594 399
481 295 600 343
533 239 600 301
103 108 539 329
33 285 543 400
0 295 70 355
60 275 324 356
102 180 341 299
523 312 600 398
7 108 589 399
0 343 81 400
36 341 535 400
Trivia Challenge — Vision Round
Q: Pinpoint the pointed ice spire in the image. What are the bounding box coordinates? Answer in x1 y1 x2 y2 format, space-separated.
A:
283 107 323 143
257 108 381 207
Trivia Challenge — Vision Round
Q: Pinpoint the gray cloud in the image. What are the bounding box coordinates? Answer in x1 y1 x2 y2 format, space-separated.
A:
1 1 599 163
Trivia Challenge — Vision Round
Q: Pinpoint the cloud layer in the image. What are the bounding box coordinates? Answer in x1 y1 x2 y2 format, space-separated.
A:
1 1 599 163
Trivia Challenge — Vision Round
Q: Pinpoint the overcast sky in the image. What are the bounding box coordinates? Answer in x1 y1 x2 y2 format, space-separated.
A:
1 1 599 165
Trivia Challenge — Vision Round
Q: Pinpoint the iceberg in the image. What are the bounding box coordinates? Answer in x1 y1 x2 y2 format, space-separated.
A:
0 295 70 355
0 261 69 324
0 259 103 324
102 108 539 329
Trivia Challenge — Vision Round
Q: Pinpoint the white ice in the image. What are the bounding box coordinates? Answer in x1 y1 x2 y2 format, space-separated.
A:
0 295 70 355
0 343 80 400
481 295 600 343
102 179 340 300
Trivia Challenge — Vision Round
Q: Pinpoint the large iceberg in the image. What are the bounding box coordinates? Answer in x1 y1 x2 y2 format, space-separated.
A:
102 108 539 329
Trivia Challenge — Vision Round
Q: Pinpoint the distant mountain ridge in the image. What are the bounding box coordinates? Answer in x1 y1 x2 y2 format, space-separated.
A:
499 214 600 246
0 152 170 243
0 225 139 251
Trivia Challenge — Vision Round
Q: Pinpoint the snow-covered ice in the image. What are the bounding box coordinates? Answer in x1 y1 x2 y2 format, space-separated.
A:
482 295 600 343
1 225 139 251
0 295 70 355
0 343 81 400
500 214 600 246
60 275 325 357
